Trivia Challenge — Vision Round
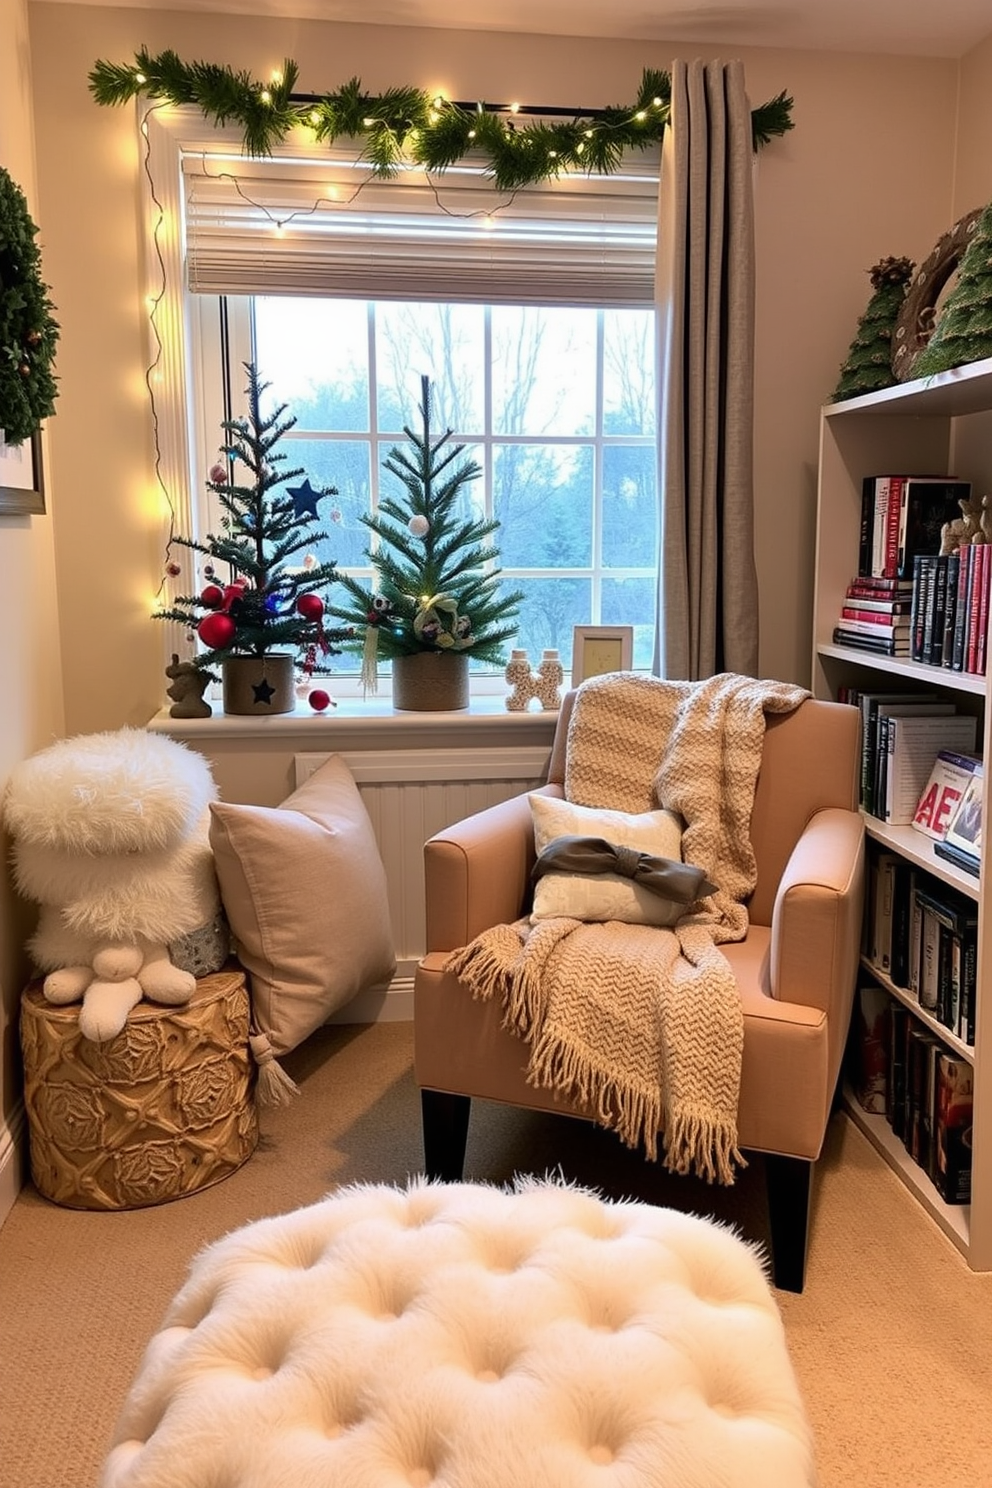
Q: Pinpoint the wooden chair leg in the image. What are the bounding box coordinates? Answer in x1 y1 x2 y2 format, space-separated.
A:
764 1154 813 1293
421 1089 471 1182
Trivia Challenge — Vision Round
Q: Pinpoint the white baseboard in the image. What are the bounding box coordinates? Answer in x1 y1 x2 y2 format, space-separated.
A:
0 1102 27 1231
327 964 416 1024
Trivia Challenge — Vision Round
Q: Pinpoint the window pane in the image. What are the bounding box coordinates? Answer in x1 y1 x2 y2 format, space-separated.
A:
602 445 657 567
510 577 590 663
492 307 596 436
375 302 484 433
288 438 370 570
603 309 656 435
378 439 485 527
601 577 656 669
255 297 369 431
494 444 593 568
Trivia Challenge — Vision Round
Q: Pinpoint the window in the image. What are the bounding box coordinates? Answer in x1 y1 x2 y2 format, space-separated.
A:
144 108 660 684
195 292 657 676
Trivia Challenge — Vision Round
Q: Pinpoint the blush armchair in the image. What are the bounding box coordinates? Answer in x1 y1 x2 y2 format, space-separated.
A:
414 690 864 1292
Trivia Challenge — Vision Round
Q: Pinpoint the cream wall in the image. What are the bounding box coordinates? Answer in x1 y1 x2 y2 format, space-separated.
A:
0 0 64 1210
26 6 964 732
3 2 992 1217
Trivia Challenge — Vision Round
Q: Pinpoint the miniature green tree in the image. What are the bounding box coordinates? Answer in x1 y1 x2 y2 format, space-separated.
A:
913 203 992 377
155 361 351 676
327 375 522 692
831 256 915 402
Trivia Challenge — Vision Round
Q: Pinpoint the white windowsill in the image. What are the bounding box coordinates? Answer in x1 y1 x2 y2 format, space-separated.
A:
147 691 562 748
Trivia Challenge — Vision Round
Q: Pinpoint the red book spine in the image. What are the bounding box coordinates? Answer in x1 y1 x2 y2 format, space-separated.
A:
883 475 905 579
977 543 990 675
841 606 906 625
966 544 986 672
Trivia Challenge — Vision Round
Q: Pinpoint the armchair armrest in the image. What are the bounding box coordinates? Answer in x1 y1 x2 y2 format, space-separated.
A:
423 785 563 953
769 806 865 1016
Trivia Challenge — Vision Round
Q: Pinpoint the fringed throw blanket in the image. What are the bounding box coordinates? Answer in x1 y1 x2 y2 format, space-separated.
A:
446 671 810 1184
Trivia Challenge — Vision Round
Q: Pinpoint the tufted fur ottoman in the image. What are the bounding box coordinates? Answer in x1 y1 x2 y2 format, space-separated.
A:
100 1179 816 1487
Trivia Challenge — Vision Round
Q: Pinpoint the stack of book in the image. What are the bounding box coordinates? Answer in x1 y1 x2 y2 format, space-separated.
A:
848 980 974 1205
831 473 991 672
833 575 912 656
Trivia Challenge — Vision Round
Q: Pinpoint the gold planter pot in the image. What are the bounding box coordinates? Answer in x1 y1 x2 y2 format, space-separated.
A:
392 651 470 712
222 654 295 716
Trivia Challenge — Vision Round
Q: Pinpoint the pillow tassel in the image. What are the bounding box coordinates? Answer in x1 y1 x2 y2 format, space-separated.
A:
249 1030 300 1107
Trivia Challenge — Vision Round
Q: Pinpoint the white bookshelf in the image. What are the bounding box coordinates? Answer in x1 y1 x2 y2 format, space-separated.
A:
813 357 992 1270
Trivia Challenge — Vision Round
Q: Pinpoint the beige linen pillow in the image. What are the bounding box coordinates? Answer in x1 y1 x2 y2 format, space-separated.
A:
529 793 686 927
209 755 396 1056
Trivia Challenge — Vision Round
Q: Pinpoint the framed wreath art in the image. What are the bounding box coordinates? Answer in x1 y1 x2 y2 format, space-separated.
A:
890 205 984 381
0 165 59 465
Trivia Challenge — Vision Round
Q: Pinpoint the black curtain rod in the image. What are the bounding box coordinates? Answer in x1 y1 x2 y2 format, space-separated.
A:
291 93 617 120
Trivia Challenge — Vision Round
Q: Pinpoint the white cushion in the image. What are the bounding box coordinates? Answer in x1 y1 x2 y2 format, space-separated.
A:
529 793 685 926
99 1179 815 1488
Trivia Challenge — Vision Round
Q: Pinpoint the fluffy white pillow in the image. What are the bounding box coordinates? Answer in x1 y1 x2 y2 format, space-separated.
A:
529 793 686 926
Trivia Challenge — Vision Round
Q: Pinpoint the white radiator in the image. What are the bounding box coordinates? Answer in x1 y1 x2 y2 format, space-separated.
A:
294 747 550 1020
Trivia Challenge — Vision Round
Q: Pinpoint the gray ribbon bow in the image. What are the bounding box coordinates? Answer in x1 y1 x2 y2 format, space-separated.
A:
532 834 717 904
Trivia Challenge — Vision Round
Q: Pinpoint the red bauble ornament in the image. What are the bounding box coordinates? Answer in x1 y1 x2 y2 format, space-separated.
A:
200 584 225 608
308 689 332 712
166 561 182 578
296 593 324 620
222 583 246 609
197 612 237 648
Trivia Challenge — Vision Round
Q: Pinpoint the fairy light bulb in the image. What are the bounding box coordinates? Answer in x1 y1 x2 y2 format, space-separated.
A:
433 94 445 108
584 129 594 139
509 102 520 113
635 110 647 121
576 142 585 156
363 116 376 127
271 70 283 85
482 214 496 230
135 71 147 85
468 128 477 139
653 96 663 106
309 109 320 125
260 89 272 105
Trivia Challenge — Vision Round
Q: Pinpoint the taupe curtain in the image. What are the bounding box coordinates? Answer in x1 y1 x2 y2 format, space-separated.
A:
653 59 759 680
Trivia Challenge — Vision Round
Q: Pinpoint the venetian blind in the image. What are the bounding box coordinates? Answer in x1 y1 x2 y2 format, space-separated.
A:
181 142 660 307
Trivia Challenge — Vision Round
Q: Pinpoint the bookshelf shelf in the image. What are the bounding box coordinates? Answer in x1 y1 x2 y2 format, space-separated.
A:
814 363 992 1272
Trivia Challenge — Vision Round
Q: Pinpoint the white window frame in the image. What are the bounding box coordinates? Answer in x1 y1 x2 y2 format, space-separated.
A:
140 104 659 696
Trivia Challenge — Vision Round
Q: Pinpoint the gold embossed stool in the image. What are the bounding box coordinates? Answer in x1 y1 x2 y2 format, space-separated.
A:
19 968 258 1210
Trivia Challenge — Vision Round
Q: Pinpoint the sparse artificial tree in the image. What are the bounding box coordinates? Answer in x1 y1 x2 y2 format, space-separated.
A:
913 202 992 377
155 361 352 683
327 375 523 692
831 255 915 402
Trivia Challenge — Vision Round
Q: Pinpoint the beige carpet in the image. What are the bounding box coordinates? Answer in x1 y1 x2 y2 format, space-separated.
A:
1 1020 990 1488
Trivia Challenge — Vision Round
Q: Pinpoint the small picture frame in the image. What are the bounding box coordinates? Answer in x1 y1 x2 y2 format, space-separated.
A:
0 429 45 516
571 625 634 686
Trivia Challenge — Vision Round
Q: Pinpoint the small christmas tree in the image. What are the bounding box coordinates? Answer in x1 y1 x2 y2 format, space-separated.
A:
155 362 351 678
831 255 915 402
328 375 522 692
913 203 992 377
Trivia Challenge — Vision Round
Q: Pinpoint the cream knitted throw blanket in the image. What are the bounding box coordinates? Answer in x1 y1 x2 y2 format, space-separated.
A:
446 671 810 1184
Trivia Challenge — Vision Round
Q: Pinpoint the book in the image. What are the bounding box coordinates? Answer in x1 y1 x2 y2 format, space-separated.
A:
950 541 974 671
845 574 913 595
840 603 911 623
895 477 972 579
976 543 990 675
870 475 892 577
966 542 987 673
882 712 978 824
832 627 910 657
870 850 899 975
913 883 978 1027
852 982 890 1115
911 749 982 841
939 551 960 666
934 765 983 873
887 1004 910 1139
934 1052 973 1204
867 698 956 818
911 554 938 661
857 691 939 815
834 615 910 640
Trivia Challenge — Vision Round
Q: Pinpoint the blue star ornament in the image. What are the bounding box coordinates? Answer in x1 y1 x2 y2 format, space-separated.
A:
288 478 323 520
252 678 277 706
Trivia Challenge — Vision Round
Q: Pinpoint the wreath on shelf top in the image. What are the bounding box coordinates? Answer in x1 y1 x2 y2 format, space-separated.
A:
0 165 59 446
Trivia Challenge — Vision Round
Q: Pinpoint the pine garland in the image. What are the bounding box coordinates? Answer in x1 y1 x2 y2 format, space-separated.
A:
0 166 59 445
89 51 794 188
